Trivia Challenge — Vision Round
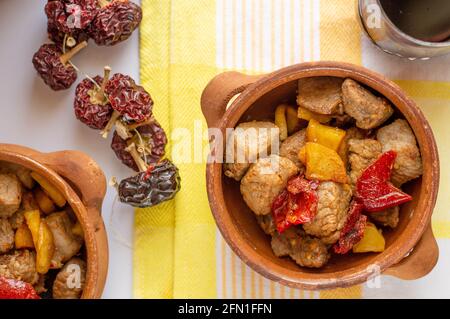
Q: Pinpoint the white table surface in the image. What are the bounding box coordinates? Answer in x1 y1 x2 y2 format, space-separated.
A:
0 0 138 299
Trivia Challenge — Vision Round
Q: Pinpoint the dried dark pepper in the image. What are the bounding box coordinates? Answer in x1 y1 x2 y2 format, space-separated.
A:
356 150 412 212
47 20 89 49
118 159 181 208
333 201 367 254
32 41 87 90
45 0 99 34
87 0 142 46
74 66 113 129
111 119 167 171
105 73 153 122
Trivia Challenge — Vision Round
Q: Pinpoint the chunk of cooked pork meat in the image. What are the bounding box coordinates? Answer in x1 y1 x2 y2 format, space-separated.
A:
0 250 39 284
348 138 382 186
9 192 39 229
297 77 344 115
0 173 22 218
53 257 86 299
0 161 35 189
342 78 393 129
303 181 352 244
256 214 276 235
376 119 423 186
271 227 330 268
279 129 307 171
0 218 14 253
224 121 280 181
370 206 399 228
240 155 299 216
45 211 83 268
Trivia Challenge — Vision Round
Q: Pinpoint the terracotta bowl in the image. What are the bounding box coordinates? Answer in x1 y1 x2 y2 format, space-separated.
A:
0 144 108 298
201 61 440 290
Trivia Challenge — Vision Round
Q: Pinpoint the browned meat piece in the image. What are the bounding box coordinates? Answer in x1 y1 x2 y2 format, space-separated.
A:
376 119 423 186
256 214 276 235
271 227 330 268
0 161 35 189
348 138 382 185
297 77 344 115
0 173 22 218
9 192 39 229
303 181 352 244
45 211 83 268
0 218 14 253
342 78 393 129
240 155 299 215
370 206 399 228
279 129 306 170
53 258 86 299
224 121 280 181
0 250 39 284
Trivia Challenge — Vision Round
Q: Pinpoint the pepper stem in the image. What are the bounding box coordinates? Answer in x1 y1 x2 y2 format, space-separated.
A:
60 41 87 65
100 110 120 139
126 143 148 172
94 66 111 102
127 116 156 130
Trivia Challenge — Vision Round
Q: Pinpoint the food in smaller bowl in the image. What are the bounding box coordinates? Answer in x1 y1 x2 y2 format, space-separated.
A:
224 77 423 268
0 162 87 299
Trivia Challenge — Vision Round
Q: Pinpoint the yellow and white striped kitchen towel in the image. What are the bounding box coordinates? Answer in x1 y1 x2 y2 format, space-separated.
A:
135 0 450 299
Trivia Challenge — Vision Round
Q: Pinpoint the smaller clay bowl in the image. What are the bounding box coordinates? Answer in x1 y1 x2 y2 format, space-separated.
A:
201 61 440 290
0 144 108 298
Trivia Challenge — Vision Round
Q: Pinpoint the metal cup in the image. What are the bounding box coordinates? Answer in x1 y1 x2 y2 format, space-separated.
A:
358 0 450 60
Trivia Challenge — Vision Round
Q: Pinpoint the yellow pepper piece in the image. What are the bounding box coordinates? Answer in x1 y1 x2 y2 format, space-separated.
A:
298 107 332 123
353 222 385 253
286 105 302 134
275 104 288 141
298 146 306 165
306 119 346 152
304 142 348 183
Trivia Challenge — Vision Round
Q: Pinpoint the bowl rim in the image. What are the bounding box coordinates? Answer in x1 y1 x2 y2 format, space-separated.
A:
0 150 102 298
205 61 440 289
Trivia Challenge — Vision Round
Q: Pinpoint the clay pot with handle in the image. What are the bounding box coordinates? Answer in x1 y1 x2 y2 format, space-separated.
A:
201 62 439 289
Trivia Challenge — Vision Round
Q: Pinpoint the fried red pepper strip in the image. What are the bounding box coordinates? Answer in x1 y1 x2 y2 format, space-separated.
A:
356 150 412 212
0 277 40 299
271 175 319 233
333 201 367 254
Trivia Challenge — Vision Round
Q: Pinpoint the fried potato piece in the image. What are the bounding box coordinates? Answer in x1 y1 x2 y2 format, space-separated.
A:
24 210 55 274
306 119 346 152
275 105 289 141
304 143 348 183
36 220 55 274
285 105 302 134
35 188 56 215
31 172 66 207
298 107 332 123
297 77 344 115
15 224 34 249
353 222 385 253
342 78 393 129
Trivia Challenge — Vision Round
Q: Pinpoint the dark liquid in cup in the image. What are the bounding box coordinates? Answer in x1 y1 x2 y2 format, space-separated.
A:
380 0 450 42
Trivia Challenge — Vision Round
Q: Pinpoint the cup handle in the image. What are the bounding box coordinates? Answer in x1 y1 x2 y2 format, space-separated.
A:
201 71 265 128
384 223 439 280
